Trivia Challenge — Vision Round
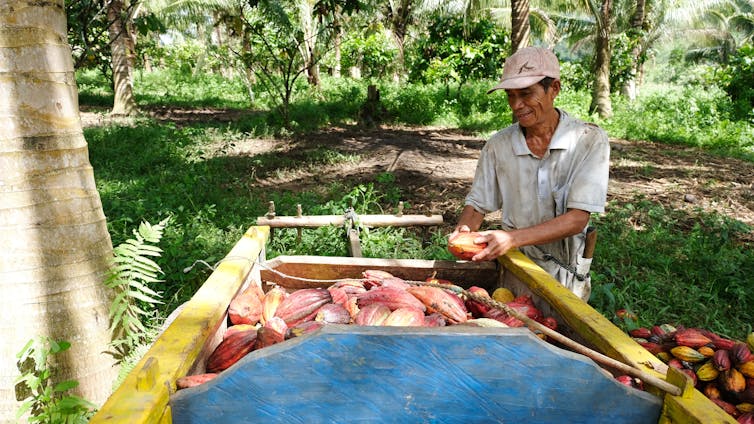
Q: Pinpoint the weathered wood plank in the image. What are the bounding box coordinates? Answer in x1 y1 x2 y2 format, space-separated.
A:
170 325 663 424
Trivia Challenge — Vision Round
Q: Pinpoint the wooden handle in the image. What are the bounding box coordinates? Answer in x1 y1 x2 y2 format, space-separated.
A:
583 227 597 259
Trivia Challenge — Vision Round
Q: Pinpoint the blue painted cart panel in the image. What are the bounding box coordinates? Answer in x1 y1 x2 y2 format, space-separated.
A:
170 325 661 423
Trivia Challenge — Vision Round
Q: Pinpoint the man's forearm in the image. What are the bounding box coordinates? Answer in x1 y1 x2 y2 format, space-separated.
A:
456 205 485 232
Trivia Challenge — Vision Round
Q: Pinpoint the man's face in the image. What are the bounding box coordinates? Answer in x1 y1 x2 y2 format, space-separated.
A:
504 80 561 128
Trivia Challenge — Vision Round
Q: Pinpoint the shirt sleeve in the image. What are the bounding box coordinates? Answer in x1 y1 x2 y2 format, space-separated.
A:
465 138 502 214
566 125 610 213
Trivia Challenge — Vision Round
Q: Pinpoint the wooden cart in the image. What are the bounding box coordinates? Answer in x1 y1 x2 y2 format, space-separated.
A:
89 226 736 423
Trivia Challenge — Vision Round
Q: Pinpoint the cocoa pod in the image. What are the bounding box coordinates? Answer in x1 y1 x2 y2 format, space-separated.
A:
704 383 722 399
285 320 325 339
274 288 332 326
327 286 349 307
747 332 754 354
674 328 712 348
699 346 716 358
383 307 426 327
424 312 447 327
261 286 287 325
738 404 754 414
681 368 698 387
176 373 218 390
667 358 685 370
315 303 351 324
699 329 737 350
362 269 395 289
354 303 391 326
630 328 652 339
255 317 288 350
710 398 740 417
447 232 487 260
671 346 706 363
738 412 754 424
538 316 558 331
697 361 720 381
715 349 733 371
206 329 258 373
329 279 367 295
732 343 754 366
228 291 264 326
483 308 524 327
491 287 515 304
380 277 410 290
465 286 491 318
223 324 256 339
406 286 468 324
721 368 747 393
357 285 426 312
739 360 754 378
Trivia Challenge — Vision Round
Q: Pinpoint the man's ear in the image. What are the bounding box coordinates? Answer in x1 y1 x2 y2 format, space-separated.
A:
551 80 562 97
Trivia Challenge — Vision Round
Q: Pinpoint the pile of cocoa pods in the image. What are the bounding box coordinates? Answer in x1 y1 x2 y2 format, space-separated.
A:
176 270 560 390
623 319 754 422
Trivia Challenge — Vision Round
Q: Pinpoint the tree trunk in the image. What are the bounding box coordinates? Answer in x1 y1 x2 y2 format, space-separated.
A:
589 0 613 118
0 1 119 420
621 0 645 101
387 0 412 79
511 0 531 53
333 23 342 78
108 0 137 116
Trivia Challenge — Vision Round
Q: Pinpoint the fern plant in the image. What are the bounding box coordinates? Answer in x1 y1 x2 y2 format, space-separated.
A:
105 218 169 361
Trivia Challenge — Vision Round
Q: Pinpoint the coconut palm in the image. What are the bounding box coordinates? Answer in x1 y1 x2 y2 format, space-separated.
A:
0 0 118 420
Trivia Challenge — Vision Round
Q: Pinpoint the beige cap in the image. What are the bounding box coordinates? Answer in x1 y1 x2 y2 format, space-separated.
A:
487 46 560 93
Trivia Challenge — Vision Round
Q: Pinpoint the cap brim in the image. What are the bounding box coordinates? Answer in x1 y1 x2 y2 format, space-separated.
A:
486 75 548 94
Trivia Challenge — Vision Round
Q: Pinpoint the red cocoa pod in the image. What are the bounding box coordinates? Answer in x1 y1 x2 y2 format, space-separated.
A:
538 316 558 331
464 286 491 318
406 286 468 324
274 288 332 326
176 373 218 390
354 303 391 326
228 291 264 326
732 343 754 366
223 324 256 339
362 269 395 289
285 320 325 339
382 307 426 327
738 412 754 424
357 285 427 312
327 286 349 307
315 303 351 324
483 308 525 327
711 398 740 417
329 279 367 295
714 349 732 371
380 277 410 290
674 328 712 348
447 232 487 260
206 329 258 373
630 328 652 339
699 329 737 350
424 312 447 327
255 316 288 350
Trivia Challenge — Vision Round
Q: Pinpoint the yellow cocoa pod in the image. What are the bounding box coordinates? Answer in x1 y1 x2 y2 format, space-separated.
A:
737 403 754 413
656 351 672 363
698 346 715 358
671 346 706 363
738 360 754 378
491 287 515 304
696 361 720 381
747 332 754 352
720 368 746 393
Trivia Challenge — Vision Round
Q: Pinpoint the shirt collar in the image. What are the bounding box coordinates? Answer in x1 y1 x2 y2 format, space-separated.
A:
512 109 570 156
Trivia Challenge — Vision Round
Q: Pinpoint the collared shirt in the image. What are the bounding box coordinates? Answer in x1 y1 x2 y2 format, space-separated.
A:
465 109 610 298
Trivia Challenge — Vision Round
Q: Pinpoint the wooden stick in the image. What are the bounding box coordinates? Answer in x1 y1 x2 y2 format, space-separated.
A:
257 214 443 228
415 280 683 397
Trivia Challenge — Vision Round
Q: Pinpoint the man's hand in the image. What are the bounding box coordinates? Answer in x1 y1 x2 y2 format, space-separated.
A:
471 230 517 261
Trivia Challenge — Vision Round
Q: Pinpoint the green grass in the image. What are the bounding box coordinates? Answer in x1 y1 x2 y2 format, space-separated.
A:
80 70 754 340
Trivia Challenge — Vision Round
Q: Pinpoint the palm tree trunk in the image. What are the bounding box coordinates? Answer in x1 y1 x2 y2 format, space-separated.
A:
387 0 413 79
511 0 531 53
621 0 646 101
108 0 137 116
590 0 613 118
0 0 119 420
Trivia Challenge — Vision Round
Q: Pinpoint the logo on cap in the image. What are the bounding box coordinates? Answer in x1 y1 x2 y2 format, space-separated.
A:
518 61 535 74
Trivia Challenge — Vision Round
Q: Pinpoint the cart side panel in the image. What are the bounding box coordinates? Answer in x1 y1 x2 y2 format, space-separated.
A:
170 325 662 424
89 226 270 424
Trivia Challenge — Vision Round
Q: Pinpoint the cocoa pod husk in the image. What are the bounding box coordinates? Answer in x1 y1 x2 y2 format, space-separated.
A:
176 373 218 390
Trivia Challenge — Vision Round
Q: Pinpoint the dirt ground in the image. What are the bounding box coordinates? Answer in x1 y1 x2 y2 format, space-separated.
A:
80 107 754 241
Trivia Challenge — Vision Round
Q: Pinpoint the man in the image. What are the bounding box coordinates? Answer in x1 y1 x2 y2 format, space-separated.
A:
450 46 610 301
